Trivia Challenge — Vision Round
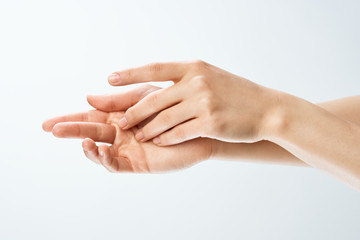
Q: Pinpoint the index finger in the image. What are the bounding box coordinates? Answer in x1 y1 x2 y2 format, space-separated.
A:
107 60 191 86
87 84 161 112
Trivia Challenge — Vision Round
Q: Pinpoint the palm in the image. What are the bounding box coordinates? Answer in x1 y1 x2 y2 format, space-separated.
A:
43 110 212 173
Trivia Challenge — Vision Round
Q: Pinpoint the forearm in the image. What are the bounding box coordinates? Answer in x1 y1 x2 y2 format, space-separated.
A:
264 92 360 190
212 95 360 169
212 140 307 166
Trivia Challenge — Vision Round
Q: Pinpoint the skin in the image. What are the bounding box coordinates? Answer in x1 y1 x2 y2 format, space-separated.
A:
43 110 213 173
42 85 213 173
266 93 360 190
109 60 275 145
107 60 360 190
43 84 360 176
42 60 360 190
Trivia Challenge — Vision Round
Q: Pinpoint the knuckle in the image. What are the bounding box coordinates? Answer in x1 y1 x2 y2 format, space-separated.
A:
191 75 211 91
102 99 116 111
142 83 153 89
123 69 133 79
197 75 209 88
140 83 155 92
192 59 208 69
146 62 163 74
199 93 216 113
199 96 221 135
138 84 159 101
147 92 160 110
174 127 186 140
159 111 171 124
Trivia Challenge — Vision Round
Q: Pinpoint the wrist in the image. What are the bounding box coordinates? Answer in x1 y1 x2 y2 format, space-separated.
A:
207 138 221 159
260 89 296 142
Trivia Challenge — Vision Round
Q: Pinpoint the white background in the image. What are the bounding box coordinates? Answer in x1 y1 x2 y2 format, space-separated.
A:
0 0 359 239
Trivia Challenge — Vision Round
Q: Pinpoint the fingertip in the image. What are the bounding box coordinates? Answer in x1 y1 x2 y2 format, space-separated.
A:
152 136 169 146
108 73 121 86
82 139 100 164
86 94 93 103
52 123 63 138
42 121 51 132
153 134 181 146
152 137 160 144
82 138 93 149
108 79 115 86
87 94 112 112
86 94 98 108
87 94 100 100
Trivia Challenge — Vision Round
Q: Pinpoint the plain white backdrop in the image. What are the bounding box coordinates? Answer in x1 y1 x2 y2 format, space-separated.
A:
0 0 359 239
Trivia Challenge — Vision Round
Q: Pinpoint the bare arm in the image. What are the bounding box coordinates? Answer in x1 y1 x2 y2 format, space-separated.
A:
213 95 360 168
266 93 360 190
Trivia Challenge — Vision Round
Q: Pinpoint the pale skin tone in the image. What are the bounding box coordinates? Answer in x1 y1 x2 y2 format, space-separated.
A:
42 60 360 191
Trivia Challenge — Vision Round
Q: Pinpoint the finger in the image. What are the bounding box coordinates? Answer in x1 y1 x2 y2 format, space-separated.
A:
152 119 203 146
135 101 197 142
87 84 161 112
107 61 191 86
136 112 157 129
52 122 116 144
121 83 185 130
42 110 108 132
82 138 100 164
98 144 117 173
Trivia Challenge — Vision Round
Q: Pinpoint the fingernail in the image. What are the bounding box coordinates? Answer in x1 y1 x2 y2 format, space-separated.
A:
135 130 144 141
119 117 128 128
108 73 120 83
99 150 104 157
153 137 160 144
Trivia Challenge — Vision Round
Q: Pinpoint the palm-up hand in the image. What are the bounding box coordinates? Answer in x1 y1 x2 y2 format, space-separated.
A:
42 85 214 173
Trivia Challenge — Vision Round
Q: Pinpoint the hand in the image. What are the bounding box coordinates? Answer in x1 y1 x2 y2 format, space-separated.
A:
104 60 280 146
42 85 215 173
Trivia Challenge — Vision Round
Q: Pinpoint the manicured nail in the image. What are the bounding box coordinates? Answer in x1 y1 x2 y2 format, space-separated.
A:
135 130 144 141
153 137 160 144
119 117 128 128
108 73 120 83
